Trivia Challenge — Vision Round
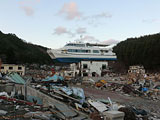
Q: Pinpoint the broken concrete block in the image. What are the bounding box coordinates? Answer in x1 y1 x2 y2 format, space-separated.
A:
24 111 50 120
102 111 124 120
0 110 8 115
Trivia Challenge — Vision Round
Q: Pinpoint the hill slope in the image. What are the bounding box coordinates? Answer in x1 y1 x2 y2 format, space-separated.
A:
113 33 160 71
0 31 52 64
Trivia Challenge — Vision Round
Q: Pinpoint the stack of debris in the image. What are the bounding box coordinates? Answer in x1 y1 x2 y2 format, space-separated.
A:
30 74 126 120
1 69 160 120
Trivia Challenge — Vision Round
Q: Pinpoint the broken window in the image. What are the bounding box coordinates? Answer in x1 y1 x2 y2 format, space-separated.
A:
18 66 22 70
102 64 107 69
1 66 4 69
92 72 96 77
83 72 88 77
83 64 88 69
9 67 13 70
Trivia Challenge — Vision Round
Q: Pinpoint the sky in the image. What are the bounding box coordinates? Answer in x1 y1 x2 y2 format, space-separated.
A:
0 0 160 49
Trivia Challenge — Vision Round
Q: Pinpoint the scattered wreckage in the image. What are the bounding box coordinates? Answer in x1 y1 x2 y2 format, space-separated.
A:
0 71 160 120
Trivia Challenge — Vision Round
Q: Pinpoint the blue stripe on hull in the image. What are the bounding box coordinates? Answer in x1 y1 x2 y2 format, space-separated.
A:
53 57 117 63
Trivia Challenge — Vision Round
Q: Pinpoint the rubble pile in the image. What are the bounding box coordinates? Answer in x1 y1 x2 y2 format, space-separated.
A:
86 72 160 101
25 73 128 119
33 74 160 120
1 65 160 120
79 72 160 119
25 64 53 81
0 92 51 120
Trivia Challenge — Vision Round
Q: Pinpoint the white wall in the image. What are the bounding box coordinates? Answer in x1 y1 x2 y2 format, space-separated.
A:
81 61 108 77
64 61 109 77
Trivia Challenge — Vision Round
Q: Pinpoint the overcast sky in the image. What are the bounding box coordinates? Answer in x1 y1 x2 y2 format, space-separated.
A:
0 0 160 48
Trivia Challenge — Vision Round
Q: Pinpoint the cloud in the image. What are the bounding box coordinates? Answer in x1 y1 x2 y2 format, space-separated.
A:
21 6 34 16
100 39 119 45
19 0 40 16
84 12 112 20
53 26 87 37
53 26 70 35
80 12 112 26
76 27 86 34
58 2 81 20
81 35 99 43
142 19 160 23
94 12 112 18
57 1 112 27
53 26 75 37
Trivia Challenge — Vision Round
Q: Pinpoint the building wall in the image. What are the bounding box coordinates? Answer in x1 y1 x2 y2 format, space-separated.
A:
81 61 108 77
62 61 109 78
0 64 25 75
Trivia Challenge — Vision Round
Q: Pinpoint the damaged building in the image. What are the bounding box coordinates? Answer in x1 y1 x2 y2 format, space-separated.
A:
0 64 25 76
62 61 114 78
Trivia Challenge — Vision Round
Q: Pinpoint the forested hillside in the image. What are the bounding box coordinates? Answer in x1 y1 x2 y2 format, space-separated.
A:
0 31 52 64
113 33 160 71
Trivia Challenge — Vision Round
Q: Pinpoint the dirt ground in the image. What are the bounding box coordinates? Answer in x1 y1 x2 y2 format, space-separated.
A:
81 86 160 118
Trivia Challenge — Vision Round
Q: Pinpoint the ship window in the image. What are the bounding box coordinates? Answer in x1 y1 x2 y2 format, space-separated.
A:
66 43 85 47
86 50 91 53
68 49 90 53
66 44 73 46
68 49 76 52
75 44 85 47
93 50 99 53
81 50 85 53
77 49 81 52
80 49 90 53
68 49 72 52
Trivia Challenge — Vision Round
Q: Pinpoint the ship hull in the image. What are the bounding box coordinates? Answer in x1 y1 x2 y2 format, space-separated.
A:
53 57 117 63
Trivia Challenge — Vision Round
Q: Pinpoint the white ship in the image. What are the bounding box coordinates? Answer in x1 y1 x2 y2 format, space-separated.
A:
47 42 117 63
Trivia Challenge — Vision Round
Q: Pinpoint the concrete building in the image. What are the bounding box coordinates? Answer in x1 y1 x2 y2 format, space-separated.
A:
80 61 109 77
62 61 109 78
0 64 25 76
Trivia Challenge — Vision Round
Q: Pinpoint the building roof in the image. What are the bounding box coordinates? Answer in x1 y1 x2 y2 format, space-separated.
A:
6 72 26 84
1 64 24 67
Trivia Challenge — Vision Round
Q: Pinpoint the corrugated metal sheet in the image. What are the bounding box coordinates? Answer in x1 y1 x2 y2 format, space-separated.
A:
6 72 26 84
54 102 77 118
42 74 64 82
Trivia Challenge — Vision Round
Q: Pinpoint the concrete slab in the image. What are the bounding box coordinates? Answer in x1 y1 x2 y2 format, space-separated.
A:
71 115 87 120
54 103 77 118
103 111 124 120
